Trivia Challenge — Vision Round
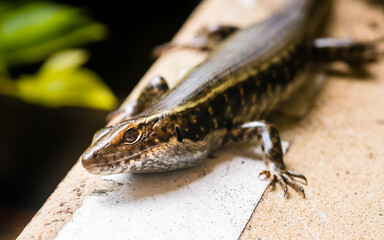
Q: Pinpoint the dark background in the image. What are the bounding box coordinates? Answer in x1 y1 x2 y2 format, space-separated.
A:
0 0 200 238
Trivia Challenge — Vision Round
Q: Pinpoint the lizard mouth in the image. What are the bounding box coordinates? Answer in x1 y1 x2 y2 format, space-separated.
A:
82 142 171 175
82 154 141 175
83 134 213 175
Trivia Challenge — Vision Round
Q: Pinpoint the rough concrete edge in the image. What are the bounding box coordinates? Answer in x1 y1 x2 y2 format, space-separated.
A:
17 160 89 240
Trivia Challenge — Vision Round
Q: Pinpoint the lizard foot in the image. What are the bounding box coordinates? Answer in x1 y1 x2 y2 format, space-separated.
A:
259 166 307 198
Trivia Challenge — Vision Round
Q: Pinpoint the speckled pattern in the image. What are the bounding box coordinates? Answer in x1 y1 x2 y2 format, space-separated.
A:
17 0 384 239
81 1 327 198
240 0 384 238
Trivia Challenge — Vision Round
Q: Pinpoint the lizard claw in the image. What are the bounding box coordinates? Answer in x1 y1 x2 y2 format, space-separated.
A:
259 166 307 198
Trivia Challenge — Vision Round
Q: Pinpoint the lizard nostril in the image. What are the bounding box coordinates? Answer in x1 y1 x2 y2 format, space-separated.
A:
93 150 100 158
81 150 102 174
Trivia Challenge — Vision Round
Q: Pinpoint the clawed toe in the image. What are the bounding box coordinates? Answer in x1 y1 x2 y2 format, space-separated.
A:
281 172 306 198
258 170 270 178
286 170 307 184
260 168 307 199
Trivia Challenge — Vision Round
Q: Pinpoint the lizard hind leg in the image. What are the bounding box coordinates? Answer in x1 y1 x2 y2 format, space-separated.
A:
229 120 307 198
151 24 239 58
312 36 384 64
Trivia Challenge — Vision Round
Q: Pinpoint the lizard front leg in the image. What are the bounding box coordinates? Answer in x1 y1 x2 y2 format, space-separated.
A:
229 120 307 198
107 75 169 122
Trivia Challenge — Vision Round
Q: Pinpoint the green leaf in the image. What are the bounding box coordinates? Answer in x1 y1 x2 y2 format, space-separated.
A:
14 49 118 110
0 2 116 111
5 23 107 66
0 2 86 51
0 2 107 67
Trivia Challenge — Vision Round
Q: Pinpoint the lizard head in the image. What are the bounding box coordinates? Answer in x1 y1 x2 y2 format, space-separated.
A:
81 114 206 175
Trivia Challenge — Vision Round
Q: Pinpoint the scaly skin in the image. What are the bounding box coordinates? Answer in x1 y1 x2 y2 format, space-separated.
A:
81 0 379 197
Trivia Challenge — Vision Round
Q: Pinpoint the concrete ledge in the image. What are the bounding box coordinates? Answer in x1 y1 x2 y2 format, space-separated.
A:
17 0 384 239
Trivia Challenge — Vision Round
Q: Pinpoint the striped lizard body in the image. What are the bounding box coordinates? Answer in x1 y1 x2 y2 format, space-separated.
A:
82 0 380 197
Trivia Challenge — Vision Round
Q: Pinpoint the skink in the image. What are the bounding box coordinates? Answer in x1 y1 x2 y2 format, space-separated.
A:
81 0 379 197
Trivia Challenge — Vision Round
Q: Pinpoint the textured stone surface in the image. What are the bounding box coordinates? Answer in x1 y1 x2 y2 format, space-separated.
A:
17 0 384 239
241 0 384 239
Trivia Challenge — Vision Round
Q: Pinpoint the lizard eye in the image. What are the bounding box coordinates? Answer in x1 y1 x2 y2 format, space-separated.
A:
123 127 142 144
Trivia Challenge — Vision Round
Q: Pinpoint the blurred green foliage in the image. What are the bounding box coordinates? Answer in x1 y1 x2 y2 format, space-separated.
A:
0 1 118 110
